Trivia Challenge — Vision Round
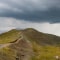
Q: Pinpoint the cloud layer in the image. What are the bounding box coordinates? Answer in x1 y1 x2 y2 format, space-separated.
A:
0 0 60 22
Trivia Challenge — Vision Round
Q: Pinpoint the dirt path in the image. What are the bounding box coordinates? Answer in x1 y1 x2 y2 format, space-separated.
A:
0 43 11 49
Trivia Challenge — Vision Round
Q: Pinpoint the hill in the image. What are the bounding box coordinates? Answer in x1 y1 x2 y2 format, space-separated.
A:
22 28 60 46
0 28 60 60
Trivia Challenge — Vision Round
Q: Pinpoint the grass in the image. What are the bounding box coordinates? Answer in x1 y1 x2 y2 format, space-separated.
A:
31 42 60 60
0 47 16 60
0 29 20 44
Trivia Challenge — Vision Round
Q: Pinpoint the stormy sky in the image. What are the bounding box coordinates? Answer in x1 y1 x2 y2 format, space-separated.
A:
0 0 60 36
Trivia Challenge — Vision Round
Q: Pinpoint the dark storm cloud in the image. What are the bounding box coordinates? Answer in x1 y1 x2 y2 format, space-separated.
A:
0 0 60 23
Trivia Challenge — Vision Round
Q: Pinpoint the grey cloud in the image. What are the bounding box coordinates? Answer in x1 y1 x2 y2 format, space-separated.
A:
0 0 60 23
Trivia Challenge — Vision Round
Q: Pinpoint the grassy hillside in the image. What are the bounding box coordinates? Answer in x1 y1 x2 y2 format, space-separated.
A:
0 29 20 44
0 28 60 60
23 28 60 46
31 42 60 60
22 28 60 60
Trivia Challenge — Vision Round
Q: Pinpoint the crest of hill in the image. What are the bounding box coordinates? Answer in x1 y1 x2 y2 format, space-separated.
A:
22 28 60 46
0 28 60 45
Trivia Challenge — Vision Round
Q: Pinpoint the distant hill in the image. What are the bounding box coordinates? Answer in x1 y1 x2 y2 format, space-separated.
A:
0 28 60 60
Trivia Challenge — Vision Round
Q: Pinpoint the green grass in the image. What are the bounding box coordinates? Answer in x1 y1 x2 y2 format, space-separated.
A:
0 47 16 60
31 42 60 60
0 29 20 44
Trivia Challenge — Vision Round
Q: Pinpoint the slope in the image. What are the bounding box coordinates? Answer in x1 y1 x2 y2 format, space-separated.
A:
22 28 60 60
22 28 60 46
0 28 60 60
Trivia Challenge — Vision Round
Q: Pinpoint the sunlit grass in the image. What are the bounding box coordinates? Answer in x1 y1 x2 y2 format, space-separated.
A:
0 29 20 44
31 42 60 60
0 46 16 60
